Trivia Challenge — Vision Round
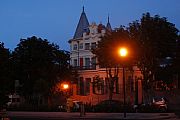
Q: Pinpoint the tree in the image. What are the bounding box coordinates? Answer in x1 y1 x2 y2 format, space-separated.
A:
172 34 180 88
129 13 179 101
93 27 137 100
0 42 12 108
12 36 71 105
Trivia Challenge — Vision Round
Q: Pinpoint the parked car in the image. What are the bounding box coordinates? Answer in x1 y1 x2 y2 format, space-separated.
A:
151 97 168 112
138 97 168 113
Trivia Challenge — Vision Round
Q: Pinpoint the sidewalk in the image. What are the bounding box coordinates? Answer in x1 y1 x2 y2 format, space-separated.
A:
7 112 178 120
69 113 177 120
78 113 177 120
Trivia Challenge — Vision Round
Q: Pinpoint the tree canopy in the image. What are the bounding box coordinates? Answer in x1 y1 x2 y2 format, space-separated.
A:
12 36 70 96
0 42 12 108
94 27 137 67
129 13 179 87
173 35 180 73
93 27 138 100
93 12 179 95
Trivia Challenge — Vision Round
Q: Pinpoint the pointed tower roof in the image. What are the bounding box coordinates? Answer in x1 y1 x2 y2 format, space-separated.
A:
73 7 89 39
106 15 112 32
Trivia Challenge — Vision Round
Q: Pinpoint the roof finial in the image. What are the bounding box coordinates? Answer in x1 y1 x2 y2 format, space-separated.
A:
108 14 110 23
83 6 85 13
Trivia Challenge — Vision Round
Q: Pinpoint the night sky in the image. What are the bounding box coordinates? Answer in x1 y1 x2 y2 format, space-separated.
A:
0 0 180 51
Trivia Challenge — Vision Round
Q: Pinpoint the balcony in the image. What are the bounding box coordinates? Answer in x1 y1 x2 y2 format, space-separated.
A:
72 65 96 70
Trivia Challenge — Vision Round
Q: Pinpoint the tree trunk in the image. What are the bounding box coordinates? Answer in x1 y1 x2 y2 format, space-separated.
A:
108 77 114 101
109 89 113 101
48 96 52 108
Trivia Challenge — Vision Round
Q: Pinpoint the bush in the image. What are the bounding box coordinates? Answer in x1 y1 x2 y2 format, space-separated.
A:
93 100 135 113
7 104 53 111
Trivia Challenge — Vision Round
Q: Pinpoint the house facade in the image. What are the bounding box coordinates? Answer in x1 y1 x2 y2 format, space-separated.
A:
68 8 143 105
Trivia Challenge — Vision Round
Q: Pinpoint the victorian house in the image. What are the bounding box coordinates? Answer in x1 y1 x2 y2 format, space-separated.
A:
68 8 143 105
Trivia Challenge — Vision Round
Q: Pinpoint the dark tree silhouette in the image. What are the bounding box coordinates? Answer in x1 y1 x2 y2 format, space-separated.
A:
129 13 179 101
172 35 180 88
93 27 137 100
0 42 12 108
12 36 71 105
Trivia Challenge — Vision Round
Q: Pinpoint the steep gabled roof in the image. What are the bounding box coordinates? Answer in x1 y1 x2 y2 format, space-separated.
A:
73 7 89 39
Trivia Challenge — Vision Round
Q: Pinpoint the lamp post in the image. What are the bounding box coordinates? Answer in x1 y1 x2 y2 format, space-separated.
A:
61 83 70 96
61 82 71 112
118 47 128 118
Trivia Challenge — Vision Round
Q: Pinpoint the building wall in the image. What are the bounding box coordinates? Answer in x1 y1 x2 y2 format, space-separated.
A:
69 23 105 68
69 22 143 105
70 68 142 105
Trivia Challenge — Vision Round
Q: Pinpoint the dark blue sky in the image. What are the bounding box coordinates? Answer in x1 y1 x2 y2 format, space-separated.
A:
0 0 180 51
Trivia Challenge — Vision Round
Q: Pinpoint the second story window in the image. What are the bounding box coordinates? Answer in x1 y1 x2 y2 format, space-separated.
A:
91 57 96 69
91 42 96 49
79 43 83 49
85 43 90 50
73 44 77 50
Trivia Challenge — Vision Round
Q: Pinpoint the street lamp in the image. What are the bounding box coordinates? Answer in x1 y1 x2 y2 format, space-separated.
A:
62 83 69 90
118 47 128 118
60 82 71 112
118 48 128 57
61 83 70 97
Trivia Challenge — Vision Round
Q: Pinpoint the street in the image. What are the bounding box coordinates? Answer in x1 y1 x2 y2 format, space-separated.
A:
5 111 180 120
175 110 180 119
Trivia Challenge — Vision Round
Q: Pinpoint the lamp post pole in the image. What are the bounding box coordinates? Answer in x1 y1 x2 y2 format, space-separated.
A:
123 66 126 118
61 83 71 112
118 47 128 118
